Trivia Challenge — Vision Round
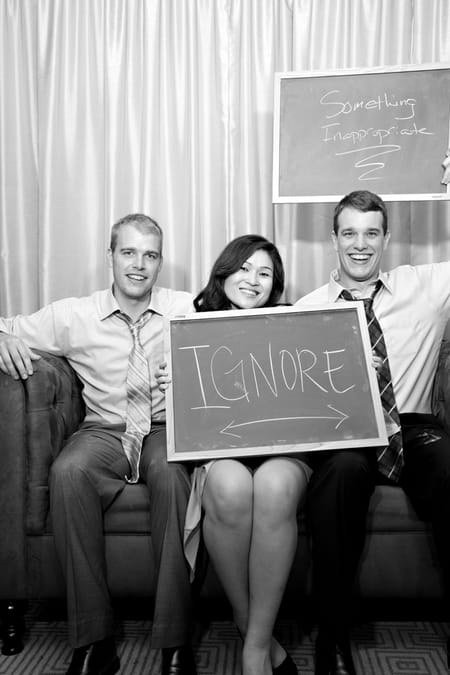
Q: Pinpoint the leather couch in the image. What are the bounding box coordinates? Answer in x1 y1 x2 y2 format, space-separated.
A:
1 342 450 655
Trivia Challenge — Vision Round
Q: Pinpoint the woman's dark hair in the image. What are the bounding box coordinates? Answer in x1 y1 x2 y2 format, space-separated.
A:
194 234 285 312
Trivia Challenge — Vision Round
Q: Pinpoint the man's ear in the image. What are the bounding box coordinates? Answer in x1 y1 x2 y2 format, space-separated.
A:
107 249 113 267
384 231 391 250
331 230 338 252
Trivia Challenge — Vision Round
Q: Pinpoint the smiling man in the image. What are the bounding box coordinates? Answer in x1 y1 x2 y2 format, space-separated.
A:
296 190 450 675
0 214 197 675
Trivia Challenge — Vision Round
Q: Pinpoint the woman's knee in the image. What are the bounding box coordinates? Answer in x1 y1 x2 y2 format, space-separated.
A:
254 460 307 520
203 461 253 525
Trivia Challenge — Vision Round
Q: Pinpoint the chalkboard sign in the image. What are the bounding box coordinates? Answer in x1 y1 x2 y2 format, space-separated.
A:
166 304 387 462
273 64 450 203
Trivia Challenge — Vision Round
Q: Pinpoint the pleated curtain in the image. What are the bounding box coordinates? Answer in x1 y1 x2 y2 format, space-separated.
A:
0 0 449 314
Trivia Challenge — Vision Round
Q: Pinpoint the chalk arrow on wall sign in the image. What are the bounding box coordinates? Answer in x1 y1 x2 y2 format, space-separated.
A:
219 404 349 438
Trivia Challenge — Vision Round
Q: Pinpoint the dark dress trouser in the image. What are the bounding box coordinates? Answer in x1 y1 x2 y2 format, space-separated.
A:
49 422 193 649
306 414 450 636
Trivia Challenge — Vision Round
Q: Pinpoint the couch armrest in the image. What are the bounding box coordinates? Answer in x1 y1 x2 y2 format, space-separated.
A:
0 352 84 596
431 339 450 435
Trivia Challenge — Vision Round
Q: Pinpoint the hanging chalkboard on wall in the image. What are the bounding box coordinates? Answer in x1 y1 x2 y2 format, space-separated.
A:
165 304 387 462
272 63 450 203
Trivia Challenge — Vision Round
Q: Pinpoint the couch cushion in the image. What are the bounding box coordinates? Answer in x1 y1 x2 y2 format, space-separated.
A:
100 483 425 536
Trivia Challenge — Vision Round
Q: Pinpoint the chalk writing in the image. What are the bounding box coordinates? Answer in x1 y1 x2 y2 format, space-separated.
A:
179 343 355 410
319 89 435 180
322 122 433 146
320 90 417 120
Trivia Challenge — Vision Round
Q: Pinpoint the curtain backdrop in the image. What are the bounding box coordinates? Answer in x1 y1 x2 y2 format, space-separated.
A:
1 0 449 315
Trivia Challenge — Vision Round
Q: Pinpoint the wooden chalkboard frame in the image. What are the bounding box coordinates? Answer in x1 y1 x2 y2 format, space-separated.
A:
165 304 388 462
272 63 450 203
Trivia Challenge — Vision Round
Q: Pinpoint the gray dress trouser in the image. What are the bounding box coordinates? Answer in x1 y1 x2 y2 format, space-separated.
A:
49 421 193 649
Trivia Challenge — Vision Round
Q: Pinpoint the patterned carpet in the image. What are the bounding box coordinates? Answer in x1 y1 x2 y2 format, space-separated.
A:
1 605 450 674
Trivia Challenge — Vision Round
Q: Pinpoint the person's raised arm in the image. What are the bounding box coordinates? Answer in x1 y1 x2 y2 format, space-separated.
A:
0 332 41 380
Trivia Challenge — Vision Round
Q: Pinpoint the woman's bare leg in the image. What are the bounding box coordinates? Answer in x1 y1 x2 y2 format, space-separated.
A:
242 459 309 675
202 460 253 633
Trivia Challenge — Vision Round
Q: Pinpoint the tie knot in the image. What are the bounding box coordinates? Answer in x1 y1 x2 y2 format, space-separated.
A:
130 323 140 340
117 310 151 338
339 289 354 302
339 280 383 306
130 313 151 343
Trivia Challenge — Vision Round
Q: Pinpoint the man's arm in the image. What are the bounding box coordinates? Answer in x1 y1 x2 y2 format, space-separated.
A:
0 332 41 380
0 303 64 380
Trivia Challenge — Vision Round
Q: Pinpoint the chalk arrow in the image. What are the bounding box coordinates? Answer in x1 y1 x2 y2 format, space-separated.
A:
219 404 349 438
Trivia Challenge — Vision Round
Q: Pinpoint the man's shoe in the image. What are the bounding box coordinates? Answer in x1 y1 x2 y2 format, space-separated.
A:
314 631 356 675
334 638 356 675
161 645 197 675
67 637 120 675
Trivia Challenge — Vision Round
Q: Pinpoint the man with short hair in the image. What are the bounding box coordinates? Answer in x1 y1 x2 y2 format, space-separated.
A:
0 214 197 675
296 187 450 675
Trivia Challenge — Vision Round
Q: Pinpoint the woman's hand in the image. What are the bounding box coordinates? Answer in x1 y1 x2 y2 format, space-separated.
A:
155 361 171 392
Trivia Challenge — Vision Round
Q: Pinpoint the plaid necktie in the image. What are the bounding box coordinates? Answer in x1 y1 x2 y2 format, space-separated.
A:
118 311 152 483
340 282 404 482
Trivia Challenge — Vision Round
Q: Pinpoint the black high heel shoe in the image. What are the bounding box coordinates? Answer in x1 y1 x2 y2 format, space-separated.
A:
273 651 298 675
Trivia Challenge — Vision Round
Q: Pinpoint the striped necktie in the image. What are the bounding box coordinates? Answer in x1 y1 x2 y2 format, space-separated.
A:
118 311 152 483
340 282 404 482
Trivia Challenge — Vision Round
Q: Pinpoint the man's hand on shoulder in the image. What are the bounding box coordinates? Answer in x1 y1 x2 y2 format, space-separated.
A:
442 149 450 185
0 333 41 380
155 361 171 392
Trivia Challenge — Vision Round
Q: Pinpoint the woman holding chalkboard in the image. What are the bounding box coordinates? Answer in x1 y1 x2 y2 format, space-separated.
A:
159 235 312 675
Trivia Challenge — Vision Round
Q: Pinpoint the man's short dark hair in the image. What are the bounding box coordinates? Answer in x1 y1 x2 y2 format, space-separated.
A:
333 190 388 235
110 214 163 252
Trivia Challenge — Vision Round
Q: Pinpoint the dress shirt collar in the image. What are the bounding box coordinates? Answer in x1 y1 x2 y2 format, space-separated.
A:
97 288 121 320
327 269 393 302
96 286 167 321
